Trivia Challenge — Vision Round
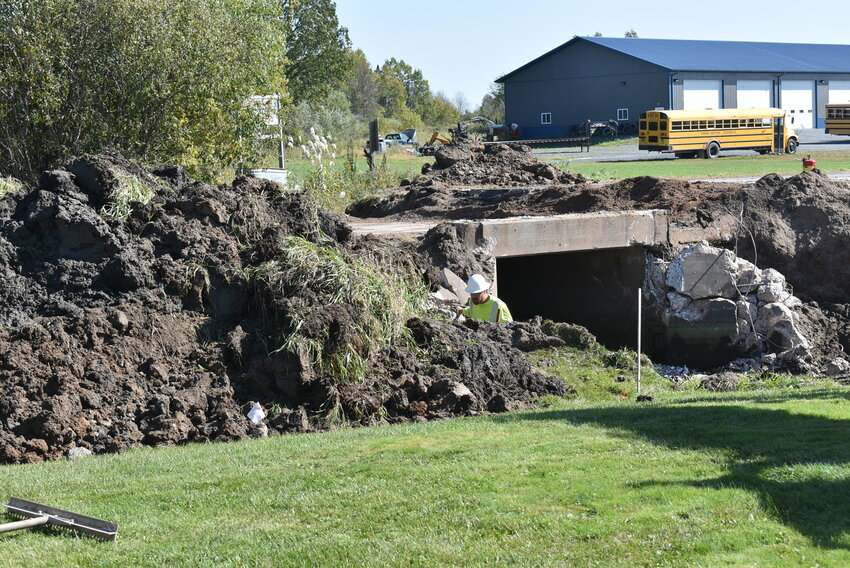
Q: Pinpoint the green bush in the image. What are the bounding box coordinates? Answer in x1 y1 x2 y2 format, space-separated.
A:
0 0 287 184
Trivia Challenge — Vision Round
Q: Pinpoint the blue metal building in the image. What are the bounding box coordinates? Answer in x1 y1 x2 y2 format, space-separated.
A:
496 37 850 139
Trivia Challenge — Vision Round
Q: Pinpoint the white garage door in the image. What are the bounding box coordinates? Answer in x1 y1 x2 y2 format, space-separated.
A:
683 80 721 110
737 80 772 108
780 80 814 128
829 81 850 103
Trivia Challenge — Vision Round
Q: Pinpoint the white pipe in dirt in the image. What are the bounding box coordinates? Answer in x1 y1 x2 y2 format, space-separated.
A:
637 287 642 394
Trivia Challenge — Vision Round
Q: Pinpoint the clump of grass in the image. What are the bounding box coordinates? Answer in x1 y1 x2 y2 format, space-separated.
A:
528 323 665 400
0 175 22 198
99 171 156 220
251 235 427 384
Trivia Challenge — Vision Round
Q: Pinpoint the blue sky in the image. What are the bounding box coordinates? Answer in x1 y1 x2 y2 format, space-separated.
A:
335 0 849 109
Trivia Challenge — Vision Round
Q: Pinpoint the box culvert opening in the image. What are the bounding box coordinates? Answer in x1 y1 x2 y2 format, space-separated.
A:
496 247 740 369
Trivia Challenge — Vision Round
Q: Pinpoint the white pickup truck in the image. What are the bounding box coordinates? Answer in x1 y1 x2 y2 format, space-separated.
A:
382 129 418 149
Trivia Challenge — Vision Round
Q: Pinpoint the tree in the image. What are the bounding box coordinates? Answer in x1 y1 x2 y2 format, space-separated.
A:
342 49 380 118
624 29 638 37
282 0 351 104
477 83 505 123
375 67 409 118
378 58 431 116
452 91 470 116
418 92 460 126
0 0 287 183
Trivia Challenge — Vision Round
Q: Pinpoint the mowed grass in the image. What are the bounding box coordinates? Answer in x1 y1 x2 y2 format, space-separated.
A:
548 150 850 181
4 374 850 566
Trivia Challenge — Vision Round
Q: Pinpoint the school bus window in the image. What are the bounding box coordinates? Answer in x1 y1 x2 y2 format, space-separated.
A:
640 120 646 129
672 121 682 131
649 121 658 130
660 121 667 130
697 120 705 129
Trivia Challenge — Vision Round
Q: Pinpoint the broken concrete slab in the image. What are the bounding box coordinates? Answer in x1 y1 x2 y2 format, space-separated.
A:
647 242 814 370
665 241 737 299
440 267 468 303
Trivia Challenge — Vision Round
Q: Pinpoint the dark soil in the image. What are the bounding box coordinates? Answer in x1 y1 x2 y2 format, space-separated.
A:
0 154 571 464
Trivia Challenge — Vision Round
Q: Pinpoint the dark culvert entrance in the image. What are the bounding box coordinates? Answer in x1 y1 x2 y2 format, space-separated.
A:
497 248 646 348
496 247 739 369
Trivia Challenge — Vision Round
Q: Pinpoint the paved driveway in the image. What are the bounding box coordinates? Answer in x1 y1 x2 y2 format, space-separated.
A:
534 129 850 163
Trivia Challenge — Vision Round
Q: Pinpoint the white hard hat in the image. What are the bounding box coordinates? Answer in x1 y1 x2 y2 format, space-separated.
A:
464 274 490 294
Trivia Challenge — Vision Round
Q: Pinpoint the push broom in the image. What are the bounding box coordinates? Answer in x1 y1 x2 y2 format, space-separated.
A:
0 497 118 540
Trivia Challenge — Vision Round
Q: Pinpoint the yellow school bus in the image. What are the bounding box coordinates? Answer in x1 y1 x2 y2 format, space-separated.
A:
825 103 850 136
639 108 798 159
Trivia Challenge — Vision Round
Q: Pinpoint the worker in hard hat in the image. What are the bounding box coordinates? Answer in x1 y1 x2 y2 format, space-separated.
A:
455 274 513 324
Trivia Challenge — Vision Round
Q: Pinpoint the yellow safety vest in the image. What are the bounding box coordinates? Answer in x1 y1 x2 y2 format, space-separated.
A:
462 295 513 324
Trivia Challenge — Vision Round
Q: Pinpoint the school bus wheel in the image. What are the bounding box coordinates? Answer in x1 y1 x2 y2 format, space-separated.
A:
705 141 720 159
786 138 798 154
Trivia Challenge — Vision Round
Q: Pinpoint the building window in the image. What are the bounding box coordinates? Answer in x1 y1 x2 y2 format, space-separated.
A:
541 112 552 125
617 108 629 121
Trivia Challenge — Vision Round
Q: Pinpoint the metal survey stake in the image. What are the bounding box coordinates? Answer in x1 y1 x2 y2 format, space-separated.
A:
637 288 642 394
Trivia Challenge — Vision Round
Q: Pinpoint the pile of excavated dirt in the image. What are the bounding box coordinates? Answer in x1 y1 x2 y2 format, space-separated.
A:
348 174 743 222
0 154 571 464
347 140 585 218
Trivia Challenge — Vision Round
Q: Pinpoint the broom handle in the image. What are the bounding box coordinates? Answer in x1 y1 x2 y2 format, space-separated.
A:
0 515 49 534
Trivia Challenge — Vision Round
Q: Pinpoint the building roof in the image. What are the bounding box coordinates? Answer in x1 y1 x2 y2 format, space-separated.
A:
497 37 850 81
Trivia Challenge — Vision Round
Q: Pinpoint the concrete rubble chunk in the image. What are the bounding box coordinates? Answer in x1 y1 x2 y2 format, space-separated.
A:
758 280 790 304
647 242 813 371
734 258 762 293
736 299 758 322
440 267 468 303
666 291 691 313
755 302 810 351
826 357 850 376
677 298 737 325
665 241 737 299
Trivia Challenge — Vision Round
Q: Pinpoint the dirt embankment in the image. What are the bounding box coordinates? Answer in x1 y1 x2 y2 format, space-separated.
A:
7 139 850 464
347 141 850 374
0 154 570 464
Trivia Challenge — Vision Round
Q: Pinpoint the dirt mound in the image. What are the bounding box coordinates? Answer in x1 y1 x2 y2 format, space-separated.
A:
708 171 850 304
347 140 586 218
0 154 570 464
347 171 740 222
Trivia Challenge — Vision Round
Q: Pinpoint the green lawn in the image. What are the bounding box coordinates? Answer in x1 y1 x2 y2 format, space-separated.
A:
548 150 850 181
4 360 850 567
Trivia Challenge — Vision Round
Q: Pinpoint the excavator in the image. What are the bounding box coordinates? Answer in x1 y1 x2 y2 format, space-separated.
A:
419 117 521 155
452 116 521 142
419 131 452 155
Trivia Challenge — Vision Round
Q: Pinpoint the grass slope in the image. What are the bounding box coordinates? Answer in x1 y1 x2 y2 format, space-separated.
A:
3 366 850 566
